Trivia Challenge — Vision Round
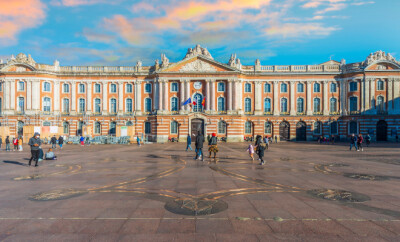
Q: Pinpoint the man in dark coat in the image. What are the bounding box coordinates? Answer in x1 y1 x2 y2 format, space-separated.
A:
195 131 205 161
0 136 2 150
28 132 42 167
186 134 193 151
5 136 10 151
50 135 57 149
58 136 64 149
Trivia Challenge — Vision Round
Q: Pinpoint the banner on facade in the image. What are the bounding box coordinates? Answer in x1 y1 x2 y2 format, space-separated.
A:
50 126 58 134
121 126 128 136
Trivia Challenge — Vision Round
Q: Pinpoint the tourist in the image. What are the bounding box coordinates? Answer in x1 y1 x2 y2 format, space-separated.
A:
45 148 57 160
349 134 358 151
186 134 193 151
208 133 218 159
195 131 204 161
85 136 90 146
331 135 335 145
396 135 399 143
137 135 141 146
58 136 64 149
80 136 85 146
247 143 255 161
274 136 278 143
357 134 364 152
39 148 44 162
258 142 266 165
28 132 42 167
264 136 269 149
0 136 2 151
51 135 57 149
365 134 371 147
5 136 10 151
254 135 262 160
13 137 18 151
18 137 23 151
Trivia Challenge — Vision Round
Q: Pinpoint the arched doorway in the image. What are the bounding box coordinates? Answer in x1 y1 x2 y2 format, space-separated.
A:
279 121 290 141
109 121 117 136
296 121 306 141
376 120 387 141
191 118 204 140
193 93 203 112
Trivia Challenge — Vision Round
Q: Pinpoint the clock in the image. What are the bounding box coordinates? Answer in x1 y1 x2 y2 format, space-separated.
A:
194 82 202 90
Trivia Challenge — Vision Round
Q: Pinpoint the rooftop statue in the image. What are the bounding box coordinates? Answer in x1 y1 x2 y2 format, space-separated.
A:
184 44 213 60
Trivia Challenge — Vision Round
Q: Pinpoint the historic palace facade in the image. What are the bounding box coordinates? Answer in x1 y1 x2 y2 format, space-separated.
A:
1 45 400 142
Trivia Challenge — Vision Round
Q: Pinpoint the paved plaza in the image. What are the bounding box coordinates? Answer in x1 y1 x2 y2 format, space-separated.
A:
0 141 400 241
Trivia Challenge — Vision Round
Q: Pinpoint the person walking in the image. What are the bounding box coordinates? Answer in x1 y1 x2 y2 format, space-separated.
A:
357 134 364 152
0 136 2 151
28 133 42 167
195 131 204 161
274 135 278 143
254 135 262 161
51 135 57 149
137 135 141 146
58 136 64 149
365 134 371 147
186 134 193 151
247 143 255 161
18 137 23 151
13 137 18 151
5 136 11 151
80 136 85 146
349 134 358 151
264 136 269 150
208 133 218 159
258 142 267 165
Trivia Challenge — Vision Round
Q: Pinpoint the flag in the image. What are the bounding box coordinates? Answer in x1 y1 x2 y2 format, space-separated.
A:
201 97 206 106
192 101 197 106
182 97 191 106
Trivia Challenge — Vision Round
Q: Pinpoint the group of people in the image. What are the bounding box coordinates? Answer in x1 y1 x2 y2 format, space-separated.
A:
0 136 23 151
318 135 336 144
186 132 219 161
28 133 58 167
350 133 371 151
247 135 270 165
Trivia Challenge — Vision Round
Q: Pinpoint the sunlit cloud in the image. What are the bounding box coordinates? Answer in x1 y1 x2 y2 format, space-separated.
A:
50 0 109 6
265 23 340 38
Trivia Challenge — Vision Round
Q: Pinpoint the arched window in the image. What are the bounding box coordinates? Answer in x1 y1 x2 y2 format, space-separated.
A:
79 83 85 93
297 98 304 113
126 84 133 93
264 122 272 134
264 98 271 112
297 83 304 93
145 98 152 112
330 121 338 134
330 83 337 92
281 98 288 113
110 98 117 113
94 98 101 113
18 81 24 91
377 96 384 111
330 98 337 112
43 82 51 92
170 121 178 134
110 84 117 93
171 97 179 111
126 98 133 113
79 98 85 113
217 82 225 92
349 121 358 134
63 121 69 134
94 122 101 134
349 97 358 112
126 121 133 126
218 121 226 134
95 83 101 93
63 83 69 93
264 83 271 93
145 121 151 134
314 83 320 92
63 98 69 113
313 98 321 113
245 83 251 93
313 121 322 134
245 121 252 134
377 80 384 91
43 97 51 112
244 98 251 112
218 97 225 111
281 83 287 93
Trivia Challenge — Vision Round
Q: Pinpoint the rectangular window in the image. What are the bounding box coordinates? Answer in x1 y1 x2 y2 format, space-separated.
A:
145 83 152 93
0 83 2 91
217 82 225 92
126 84 133 93
145 122 151 134
171 83 178 92
79 84 85 93
264 83 271 93
18 82 24 91
63 84 69 93
95 84 101 93
297 83 304 93
349 82 357 92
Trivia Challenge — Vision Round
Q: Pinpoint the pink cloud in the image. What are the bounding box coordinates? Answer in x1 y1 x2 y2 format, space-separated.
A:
51 0 111 6
0 0 46 44
265 23 340 38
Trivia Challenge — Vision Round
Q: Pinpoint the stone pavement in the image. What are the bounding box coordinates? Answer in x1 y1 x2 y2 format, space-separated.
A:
0 141 400 241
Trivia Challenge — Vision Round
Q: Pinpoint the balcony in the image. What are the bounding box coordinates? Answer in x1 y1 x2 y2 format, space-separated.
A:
16 111 25 115
61 112 70 116
263 111 273 115
40 111 52 115
296 112 305 116
244 111 254 115
280 112 290 116
171 111 179 115
349 111 361 115
313 112 323 116
109 112 118 116
93 112 102 116
218 111 227 115
329 111 340 115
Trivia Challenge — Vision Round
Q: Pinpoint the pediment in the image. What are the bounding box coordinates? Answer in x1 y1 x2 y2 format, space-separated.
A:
0 63 36 72
160 56 237 73
365 61 400 71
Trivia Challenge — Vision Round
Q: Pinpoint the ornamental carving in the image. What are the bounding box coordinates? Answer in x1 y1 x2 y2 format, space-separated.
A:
362 50 399 67
184 44 213 60
179 60 217 72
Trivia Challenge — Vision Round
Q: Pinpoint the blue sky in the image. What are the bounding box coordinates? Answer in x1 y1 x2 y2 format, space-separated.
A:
1 0 399 66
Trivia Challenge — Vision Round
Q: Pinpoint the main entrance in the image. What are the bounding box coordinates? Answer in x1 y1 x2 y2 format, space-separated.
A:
191 119 204 140
296 121 307 141
279 121 290 141
376 120 387 141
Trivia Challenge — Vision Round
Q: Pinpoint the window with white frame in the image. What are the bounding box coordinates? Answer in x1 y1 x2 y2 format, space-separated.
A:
145 122 151 134
349 82 357 92
171 97 178 111
281 83 288 93
297 98 304 113
110 84 117 93
264 83 271 93
264 122 272 134
264 98 271 112
330 83 337 92
245 121 252 134
313 98 321 112
218 121 226 134
126 84 133 93
330 98 337 112
244 83 251 93
79 98 85 113
171 83 178 92
281 98 288 112
144 83 152 93
63 121 69 134
297 83 304 93
244 98 251 112
79 83 85 93
218 82 225 92
43 82 51 92
349 96 358 111
43 97 51 111
330 121 338 135
126 98 133 113
314 83 320 92
95 122 101 134
17 97 24 111
94 83 101 93
110 98 117 113
63 98 69 113
94 98 101 113
313 121 322 134
18 81 24 91
218 97 225 111
349 121 358 134
376 96 384 111
145 98 152 112
63 83 70 93
170 121 178 134
377 80 384 91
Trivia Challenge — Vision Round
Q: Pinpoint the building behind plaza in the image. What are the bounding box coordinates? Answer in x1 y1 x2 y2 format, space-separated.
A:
0 45 399 142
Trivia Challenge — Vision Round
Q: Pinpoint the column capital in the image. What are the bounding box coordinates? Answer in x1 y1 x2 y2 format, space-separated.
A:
273 80 279 84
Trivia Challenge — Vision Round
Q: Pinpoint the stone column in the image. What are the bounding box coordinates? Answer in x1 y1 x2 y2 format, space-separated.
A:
135 80 142 115
290 81 296 116
393 78 400 114
153 80 158 110
237 79 243 114
185 79 190 112
10 79 15 111
364 78 370 113
179 79 185 113
3 80 10 113
388 78 394 114
306 81 312 115
27 79 32 111
32 80 41 111
370 78 376 114
227 79 233 113
163 80 169 112
273 80 279 116
205 80 210 112
158 79 163 111
210 79 216 113
87 82 92 112
323 80 329 115
54 81 60 114
102 82 108 115
255 80 262 115
232 80 238 111
359 78 365 113
118 82 123 114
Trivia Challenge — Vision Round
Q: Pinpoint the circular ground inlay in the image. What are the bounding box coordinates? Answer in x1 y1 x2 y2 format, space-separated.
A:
307 189 370 203
165 198 228 216
343 173 390 181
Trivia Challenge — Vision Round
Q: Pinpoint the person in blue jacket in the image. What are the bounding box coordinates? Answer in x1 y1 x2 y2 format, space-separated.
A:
186 134 193 151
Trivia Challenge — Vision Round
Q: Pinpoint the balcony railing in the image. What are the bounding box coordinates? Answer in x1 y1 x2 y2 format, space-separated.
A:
263 111 273 115
349 111 361 115
280 112 289 116
171 111 179 115
244 111 254 115
313 112 323 115
296 112 305 116
61 112 70 116
16 111 25 115
329 111 340 115
218 111 227 115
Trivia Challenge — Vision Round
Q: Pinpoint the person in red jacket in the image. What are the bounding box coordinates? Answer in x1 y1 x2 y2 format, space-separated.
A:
13 137 19 151
357 134 364 152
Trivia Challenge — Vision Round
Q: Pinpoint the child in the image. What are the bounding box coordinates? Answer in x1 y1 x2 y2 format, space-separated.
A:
45 148 57 160
247 143 255 161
